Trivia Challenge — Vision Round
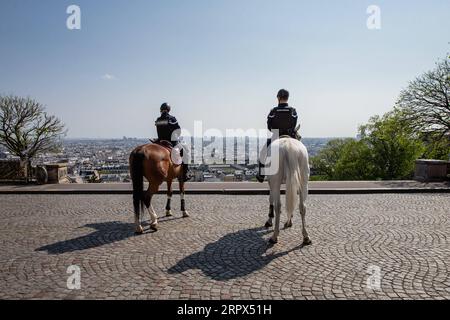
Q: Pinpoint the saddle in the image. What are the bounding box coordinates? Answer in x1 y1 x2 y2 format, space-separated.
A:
149 139 183 166
280 125 302 141
279 134 302 141
149 139 173 150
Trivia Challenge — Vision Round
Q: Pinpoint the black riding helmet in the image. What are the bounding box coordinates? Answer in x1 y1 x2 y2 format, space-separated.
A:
160 103 171 113
277 89 289 101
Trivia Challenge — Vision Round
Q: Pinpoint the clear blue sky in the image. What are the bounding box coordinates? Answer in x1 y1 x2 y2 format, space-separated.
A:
1 0 449 138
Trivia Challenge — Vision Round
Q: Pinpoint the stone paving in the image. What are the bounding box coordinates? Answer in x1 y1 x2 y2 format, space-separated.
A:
0 194 449 300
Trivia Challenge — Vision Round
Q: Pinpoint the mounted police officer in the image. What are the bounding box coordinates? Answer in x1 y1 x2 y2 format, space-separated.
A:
155 103 191 181
155 103 181 146
256 89 299 183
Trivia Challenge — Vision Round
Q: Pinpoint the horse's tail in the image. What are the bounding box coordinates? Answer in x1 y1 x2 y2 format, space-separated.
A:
283 139 309 214
130 150 145 214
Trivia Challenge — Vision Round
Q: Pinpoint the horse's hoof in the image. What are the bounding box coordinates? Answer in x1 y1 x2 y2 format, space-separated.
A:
135 226 144 235
264 222 273 229
284 221 293 229
182 211 190 218
302 238 312 246
165 210 173 217
150 224 158 232
269 238 278 244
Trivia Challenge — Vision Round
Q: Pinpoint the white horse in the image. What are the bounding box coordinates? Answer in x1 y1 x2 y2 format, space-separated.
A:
263 137 311 245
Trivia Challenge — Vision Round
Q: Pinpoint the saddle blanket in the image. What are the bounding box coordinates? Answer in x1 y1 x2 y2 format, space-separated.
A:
171 145 183 165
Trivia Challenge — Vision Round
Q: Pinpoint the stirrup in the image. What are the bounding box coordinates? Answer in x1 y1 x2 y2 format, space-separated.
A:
256 162 265 183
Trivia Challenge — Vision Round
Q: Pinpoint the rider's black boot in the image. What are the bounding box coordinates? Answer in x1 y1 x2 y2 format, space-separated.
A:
182 163 192 182
256 162 265 183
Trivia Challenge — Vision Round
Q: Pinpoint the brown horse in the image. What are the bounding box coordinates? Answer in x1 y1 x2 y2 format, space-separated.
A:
129 142 189 235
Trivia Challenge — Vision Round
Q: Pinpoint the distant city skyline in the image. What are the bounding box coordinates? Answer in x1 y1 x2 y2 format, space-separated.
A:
2 136 333 183
1 0 449 138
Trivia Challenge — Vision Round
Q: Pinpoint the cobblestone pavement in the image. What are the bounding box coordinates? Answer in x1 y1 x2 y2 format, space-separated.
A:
0 194 449 300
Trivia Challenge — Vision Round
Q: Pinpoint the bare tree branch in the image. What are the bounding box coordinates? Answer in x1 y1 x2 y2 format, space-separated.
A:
0 95 66 162
396 56 450 141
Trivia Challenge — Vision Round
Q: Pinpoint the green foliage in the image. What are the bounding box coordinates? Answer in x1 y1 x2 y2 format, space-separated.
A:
311 111 425 180
359 111 425 180
310 138 353 179
309 175 328 181
419 133 450 160
333 139 375 180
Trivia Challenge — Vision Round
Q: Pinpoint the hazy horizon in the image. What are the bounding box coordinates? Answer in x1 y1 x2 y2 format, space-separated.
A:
1 0 449 139
62 136 352 140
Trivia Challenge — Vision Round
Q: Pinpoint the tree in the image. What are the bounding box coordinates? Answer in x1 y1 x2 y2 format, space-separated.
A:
396 56 450 142
333 139 375 180
0 95 66 181
311 111 425 181
359 111 425 180
312 139 377 180
421 136 450 160
310 139 353 179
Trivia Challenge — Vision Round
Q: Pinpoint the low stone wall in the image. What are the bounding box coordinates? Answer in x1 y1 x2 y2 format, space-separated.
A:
45 163 68 184
0 160 27 182
414 159 449 182
0 160 69 184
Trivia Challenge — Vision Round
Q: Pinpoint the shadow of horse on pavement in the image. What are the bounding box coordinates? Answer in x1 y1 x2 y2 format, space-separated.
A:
168 226 305 281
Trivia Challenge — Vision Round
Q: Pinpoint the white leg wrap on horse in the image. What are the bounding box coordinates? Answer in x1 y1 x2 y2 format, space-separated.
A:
147 205 158 225
180 193 189 217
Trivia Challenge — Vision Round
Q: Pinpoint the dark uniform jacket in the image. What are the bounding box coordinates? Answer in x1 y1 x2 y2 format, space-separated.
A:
155 113 181 145
267 103 298 138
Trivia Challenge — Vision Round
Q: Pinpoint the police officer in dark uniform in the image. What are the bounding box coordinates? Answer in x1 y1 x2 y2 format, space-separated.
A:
155 103 191 181
256 89 299 183
155 103 181 146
